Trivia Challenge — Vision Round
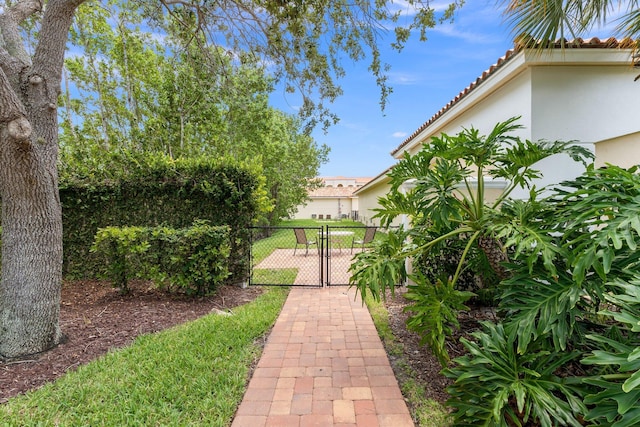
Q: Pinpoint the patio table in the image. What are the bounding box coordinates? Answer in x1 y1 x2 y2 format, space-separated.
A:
318 230 354 252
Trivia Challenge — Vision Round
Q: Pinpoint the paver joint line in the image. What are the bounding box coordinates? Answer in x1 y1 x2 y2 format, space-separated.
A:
231 287 415 427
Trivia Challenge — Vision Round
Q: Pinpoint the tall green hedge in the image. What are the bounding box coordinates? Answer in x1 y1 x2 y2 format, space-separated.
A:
60 154 270 283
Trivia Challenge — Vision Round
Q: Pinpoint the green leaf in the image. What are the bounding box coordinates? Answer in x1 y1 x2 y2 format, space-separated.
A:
623 370 640 393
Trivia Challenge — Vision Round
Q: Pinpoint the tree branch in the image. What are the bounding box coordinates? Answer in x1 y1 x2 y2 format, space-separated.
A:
4 0 43 22
32 0 87 99
0 0 42 70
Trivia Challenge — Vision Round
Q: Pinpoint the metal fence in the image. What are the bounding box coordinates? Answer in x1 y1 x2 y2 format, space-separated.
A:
248 225 381 287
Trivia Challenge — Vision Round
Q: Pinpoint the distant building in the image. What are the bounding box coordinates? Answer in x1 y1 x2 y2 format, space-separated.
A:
293 177 372 220
352 167 396 227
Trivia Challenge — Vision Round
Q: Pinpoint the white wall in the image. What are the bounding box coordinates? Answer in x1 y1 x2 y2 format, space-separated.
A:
531 66 638 143
404 66 534 157
355 178 404 227
525 63 637 192
357 185 385 226
293 198 353 220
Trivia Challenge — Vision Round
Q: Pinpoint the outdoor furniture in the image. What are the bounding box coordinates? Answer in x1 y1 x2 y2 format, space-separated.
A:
320 230 354 253
351 227 377 253
293 228 317 256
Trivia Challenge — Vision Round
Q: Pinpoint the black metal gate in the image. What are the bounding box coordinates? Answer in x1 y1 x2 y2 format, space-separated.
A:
248 225 377 287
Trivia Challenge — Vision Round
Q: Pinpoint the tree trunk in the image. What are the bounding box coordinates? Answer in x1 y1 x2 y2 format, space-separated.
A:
0 0 85 359
0 121 63 358
0 68 64 357
477 235 510 280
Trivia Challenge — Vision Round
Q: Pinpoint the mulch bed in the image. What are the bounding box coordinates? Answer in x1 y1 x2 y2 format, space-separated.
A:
0 280 263 403
382 286 495 405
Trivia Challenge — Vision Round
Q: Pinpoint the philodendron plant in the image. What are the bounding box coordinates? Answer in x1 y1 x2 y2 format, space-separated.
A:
445 165 640 426
349 116 593 361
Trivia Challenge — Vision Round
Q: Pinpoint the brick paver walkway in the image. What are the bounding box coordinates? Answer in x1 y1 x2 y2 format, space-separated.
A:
231 286 415 427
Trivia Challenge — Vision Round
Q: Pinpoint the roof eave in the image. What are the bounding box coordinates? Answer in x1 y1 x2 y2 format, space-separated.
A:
353 166 394 195
391 37 637 159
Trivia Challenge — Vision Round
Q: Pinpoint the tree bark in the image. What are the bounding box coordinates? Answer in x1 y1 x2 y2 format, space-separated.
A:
0 0 85 359
477 235 510 280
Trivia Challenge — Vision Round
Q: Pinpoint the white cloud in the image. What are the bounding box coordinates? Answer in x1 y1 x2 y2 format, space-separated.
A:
392 131 408 138
432 23 502 44
388 71 421 85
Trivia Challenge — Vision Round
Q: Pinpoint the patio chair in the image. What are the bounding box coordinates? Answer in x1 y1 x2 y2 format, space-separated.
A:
351 227 377 253
293 228 318 256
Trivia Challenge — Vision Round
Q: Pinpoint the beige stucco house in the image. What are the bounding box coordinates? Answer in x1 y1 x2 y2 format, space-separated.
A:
351 168 393 226
355 37 639 211
293 177 372 220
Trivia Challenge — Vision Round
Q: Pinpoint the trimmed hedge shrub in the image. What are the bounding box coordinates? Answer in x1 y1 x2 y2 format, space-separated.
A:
91 222 231 296
90 226 150 294
61 154 270 283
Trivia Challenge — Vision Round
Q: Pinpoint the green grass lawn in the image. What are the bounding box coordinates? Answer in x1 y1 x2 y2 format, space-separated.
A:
251 218 364 263
0 287 289 427
0 225 309 426
251 268 297 284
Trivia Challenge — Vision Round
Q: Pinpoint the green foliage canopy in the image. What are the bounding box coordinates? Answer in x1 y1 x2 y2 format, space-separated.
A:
60 2 331 223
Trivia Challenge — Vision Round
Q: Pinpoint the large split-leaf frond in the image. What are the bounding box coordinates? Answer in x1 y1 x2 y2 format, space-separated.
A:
348 227 409 302
489 195 565 278
500 266 586 353
583 275 640 426
444 321 585 426
386 149 435 192
552 165 640 285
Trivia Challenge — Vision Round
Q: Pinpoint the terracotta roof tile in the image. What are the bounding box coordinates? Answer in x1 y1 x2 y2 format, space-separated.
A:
309 187 358 198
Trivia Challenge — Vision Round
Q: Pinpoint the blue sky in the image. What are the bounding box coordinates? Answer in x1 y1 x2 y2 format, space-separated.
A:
270 0 516 178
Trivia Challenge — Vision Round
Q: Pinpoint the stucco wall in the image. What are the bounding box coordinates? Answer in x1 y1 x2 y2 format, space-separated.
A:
531 63 638 143
293 198 353 220
355 178 404 227
526 63 636 193
596 131 640 168
405 68 533 157
356 185 386 226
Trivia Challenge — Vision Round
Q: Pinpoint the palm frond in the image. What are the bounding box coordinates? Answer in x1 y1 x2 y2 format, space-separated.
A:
617 7 640 40
503 0 585 48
